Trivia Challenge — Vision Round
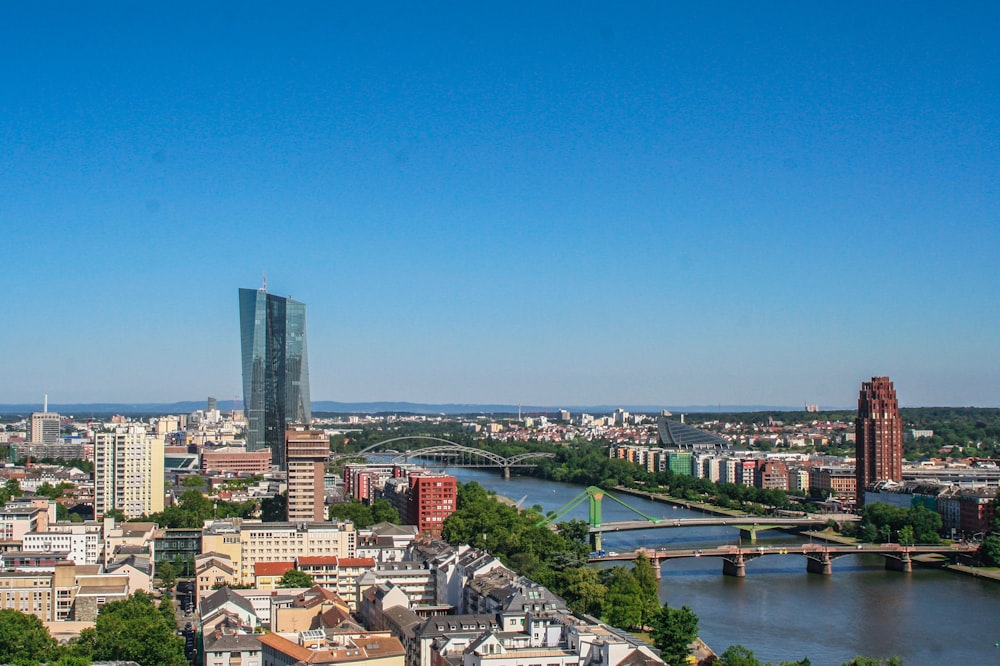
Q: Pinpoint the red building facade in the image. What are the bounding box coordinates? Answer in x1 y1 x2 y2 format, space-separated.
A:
855 376 904 508
406 473 457 534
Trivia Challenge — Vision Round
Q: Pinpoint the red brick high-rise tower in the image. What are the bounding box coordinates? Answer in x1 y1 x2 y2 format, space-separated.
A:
855 376 903 508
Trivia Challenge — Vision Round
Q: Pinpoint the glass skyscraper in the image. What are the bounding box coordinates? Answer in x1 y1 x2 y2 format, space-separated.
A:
239 287 311 469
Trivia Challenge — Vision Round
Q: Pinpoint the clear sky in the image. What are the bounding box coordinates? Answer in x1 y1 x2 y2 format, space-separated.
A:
3 2 998 409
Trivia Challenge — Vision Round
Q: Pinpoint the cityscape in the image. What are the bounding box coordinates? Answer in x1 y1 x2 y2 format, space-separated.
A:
0 286 998 666
4 4 999 666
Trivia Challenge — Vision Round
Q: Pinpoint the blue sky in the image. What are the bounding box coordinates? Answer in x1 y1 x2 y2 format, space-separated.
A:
2 2 998 408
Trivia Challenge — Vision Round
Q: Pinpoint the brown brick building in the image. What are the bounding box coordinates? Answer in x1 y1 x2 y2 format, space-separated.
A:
855 377 904 508
285 427 329 522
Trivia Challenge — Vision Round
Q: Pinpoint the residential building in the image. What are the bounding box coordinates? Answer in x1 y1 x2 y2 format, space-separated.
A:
810 466 857 501
196 552 239 600
21 523 101 565
0 504 50 543
259 630 405 666
855 376 904 507
285 427 329 522
756 461 789 491
202 626 262 666
383 473 456 536
270 585 352 633
201 519 356 585
239 287 311 469
93 426 164 519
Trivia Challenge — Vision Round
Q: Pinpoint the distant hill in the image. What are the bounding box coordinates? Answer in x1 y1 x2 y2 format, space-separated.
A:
0 400 807 416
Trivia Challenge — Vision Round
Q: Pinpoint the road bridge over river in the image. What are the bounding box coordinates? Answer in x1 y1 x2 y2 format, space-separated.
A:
592 515 838 535
589 542 978 578
540 485 859 551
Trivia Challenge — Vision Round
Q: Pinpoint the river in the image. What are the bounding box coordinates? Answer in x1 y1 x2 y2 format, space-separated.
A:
446 468 1000 666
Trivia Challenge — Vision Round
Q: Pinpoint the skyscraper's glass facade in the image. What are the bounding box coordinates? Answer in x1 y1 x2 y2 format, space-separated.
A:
239 288 311 469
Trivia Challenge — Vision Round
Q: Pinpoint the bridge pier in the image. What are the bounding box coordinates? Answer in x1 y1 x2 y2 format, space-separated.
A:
502 467 510 480
591 533 602 554
884 553 912 573
806 553 832 575
722 555 746 577
739 527 758 544
638 555 662 580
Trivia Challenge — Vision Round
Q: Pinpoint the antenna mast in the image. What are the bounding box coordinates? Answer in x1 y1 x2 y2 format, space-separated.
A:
261 272 267 293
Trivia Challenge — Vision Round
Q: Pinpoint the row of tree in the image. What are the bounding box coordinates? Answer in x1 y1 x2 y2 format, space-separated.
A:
327 498 400 528
847 502 943 545
0 593 187 666
715 644 902 666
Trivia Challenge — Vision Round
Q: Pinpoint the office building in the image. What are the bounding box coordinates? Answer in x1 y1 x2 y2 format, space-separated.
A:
855 376 904 508
239 287 311 469
285 426 329 522
29 401 61 445
93 426 165 519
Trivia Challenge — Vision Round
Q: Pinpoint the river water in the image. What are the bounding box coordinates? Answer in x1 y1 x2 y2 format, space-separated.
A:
446 468 1000 666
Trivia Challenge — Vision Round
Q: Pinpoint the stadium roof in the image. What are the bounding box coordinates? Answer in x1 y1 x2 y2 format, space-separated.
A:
656 416 732 450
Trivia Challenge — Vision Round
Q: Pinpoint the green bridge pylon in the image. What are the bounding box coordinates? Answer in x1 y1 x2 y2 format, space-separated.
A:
538 486 662 553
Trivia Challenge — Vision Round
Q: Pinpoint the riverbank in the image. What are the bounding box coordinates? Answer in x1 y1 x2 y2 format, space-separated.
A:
945 564 1000 582
450 467 1000 665
613 486 749 517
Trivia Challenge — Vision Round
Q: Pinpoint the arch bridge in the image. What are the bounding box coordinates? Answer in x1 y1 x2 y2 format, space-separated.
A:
345 436 555 478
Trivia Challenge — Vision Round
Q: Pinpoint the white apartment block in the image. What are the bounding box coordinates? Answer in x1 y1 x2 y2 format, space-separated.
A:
94 426 165 519
22 524 101 565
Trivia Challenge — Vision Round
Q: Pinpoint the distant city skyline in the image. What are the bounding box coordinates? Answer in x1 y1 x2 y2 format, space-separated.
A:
3 4 998 408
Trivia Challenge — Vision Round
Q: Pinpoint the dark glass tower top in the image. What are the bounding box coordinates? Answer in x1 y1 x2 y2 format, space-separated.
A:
239 287 311 469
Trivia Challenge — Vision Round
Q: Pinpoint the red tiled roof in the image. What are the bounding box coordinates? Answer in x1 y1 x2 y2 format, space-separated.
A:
337 558 375 568
254 561 295 577
298 556 339 566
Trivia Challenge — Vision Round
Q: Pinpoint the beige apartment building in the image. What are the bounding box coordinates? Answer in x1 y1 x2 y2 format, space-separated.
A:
94 426 164 519
0 562 128 622
201 519 356 585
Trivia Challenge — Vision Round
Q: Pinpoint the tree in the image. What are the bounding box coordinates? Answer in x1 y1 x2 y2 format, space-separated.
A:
261 493 287 522
72 592 186 666
980 534 1000 566
909 505 941 544
718 644 762 666
649 602 699 665
180 475 206 488
279 569 314 588
370 498 400 524
561 567 606 617
157 560 178 589
631 552 661 627
0 479 23 505
600 567 643 630
0 609 60 665
328 499 374 527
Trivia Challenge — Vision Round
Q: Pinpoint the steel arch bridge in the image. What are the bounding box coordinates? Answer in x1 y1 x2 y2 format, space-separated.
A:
348 436 555 478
